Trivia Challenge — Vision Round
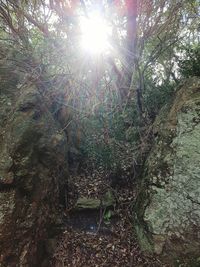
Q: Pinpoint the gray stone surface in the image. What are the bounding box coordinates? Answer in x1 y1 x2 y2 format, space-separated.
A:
135 77 200 265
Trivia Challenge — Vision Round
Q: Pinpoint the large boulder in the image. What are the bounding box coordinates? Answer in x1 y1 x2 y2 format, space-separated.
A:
135 77 200 266
0 77 68 266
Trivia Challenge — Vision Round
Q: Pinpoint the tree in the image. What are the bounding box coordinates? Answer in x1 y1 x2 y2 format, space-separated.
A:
0 0 199 171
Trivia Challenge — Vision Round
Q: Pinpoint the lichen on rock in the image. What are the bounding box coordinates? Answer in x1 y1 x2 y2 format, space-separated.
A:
135 77 200 265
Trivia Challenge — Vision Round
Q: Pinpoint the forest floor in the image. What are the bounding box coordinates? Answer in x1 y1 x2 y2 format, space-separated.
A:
47 169 169 267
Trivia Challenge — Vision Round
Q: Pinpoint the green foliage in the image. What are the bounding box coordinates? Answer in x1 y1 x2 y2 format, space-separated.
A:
103 209 113 224
0 0 199 177
178 45 200 78
80 112 121 170
143 80 175 119
80 103 140 172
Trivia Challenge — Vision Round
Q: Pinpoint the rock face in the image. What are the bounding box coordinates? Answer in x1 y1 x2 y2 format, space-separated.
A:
0 76 68 266
135 77 200 265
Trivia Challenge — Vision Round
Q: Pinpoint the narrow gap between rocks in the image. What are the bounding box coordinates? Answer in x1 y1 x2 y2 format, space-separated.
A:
43 161 167 267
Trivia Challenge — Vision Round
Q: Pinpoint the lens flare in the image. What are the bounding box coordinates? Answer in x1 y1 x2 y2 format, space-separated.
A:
80 12 111 54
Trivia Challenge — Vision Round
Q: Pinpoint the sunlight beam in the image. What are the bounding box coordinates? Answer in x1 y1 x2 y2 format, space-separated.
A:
80 12 111 54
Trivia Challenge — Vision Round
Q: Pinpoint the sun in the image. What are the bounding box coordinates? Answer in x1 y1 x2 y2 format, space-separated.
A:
80 12 111 54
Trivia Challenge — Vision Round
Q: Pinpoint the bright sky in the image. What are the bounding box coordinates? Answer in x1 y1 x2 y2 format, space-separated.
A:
80 12 112 54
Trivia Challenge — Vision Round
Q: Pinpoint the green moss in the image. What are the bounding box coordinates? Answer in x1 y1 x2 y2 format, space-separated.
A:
75 191 115 210
75 197 101 210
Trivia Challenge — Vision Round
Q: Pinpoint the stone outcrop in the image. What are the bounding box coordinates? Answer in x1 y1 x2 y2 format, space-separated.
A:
75 191 115 210
0 75 68 266
135 77 200 266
